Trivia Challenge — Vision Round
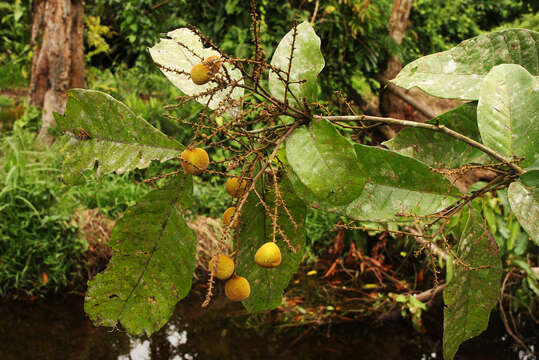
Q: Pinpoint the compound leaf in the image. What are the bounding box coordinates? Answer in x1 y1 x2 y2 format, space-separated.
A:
84 174 197 336
55 89 183 185
236 174 306 312
443 208 502 360
269 21 325 104
392 29 539 100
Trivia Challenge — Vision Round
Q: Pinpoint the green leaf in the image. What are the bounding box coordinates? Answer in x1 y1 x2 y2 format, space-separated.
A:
443 208 502 360
236 174 306 312
508 181 539 245
84 174 197 335
269 21 325 104
287 144 458 222
384 103 486 168
477 64 539 168
56 89 183 185
286 119 365 205
392 29 539 100
511 258 539 296
149 28 243 116
345 145 459 221
520 158 539 188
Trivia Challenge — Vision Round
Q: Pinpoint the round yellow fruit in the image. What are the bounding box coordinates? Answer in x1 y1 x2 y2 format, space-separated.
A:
209 254 235 280
222 206 239 228
254 242 282 268
190 63 212 85
225 276 251 301
225 177 248 198
181 148 209 175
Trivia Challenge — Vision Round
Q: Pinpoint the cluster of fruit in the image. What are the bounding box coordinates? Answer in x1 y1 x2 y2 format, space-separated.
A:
187 57 284 302
209 240 282 302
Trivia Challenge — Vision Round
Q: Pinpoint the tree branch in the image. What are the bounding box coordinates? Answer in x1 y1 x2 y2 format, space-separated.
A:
315 115 524 175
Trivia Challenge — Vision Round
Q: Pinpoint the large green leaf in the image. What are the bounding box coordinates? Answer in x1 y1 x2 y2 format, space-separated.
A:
384 103 486 168
443 208 502 360
508 181 539 245
268 21 325 104
345 145 459 221
55 89 183 185
477 64 539 168
392 29 539 100
149 28 243 116
287 143 458 222
236 174 306 312
84 174 197 335
285 119 365 206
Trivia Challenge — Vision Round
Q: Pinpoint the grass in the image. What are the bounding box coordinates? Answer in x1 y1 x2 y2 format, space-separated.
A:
0 129 84 297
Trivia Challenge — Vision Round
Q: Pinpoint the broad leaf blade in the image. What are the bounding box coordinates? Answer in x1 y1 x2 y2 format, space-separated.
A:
236 175 306 312
508 181 539 245
345 145 459 221
384 103 486 168
287 145 458 222
392 29 539 100
149 28 243 116
477 64 539 168
443 208 502 360
84 174 197 335
286 119 365 206
56 89 183 184
269 21 325 104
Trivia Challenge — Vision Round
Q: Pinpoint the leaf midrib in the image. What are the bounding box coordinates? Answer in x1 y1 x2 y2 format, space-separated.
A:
116 177 187 323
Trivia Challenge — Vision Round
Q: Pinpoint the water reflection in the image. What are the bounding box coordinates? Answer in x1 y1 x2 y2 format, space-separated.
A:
0 293 535 360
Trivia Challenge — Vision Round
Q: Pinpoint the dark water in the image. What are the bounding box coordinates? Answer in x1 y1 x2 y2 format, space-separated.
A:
0 293 536 360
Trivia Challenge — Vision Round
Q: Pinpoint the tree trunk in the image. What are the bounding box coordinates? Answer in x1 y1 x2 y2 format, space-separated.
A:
30 0 86 144
380 0 413 81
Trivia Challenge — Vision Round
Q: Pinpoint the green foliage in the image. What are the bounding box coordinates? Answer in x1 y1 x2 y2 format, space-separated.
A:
443 208 502 360
268 21 325 104
286 132 458 222
384 103 485 168
85 15 116 62
0 0 32 68
494 12 539 32
392 29 538 100
236 175 306 312
0 129 86 298
86 66 197 143
53 22 538 359
477 64 538 168
55 89 184 185
64 173 149 219
286 119 365 206
406 0 535 61
508 182 539 245
85 173 197 335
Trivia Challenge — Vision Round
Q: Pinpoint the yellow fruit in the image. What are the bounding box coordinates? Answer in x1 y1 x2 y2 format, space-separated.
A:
209 254 235 280
190 63 212 85
225 276 251 301
254 242 282 268
225 177 248 198
181 148 209 175
222 206 239 228
190 56 222 85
